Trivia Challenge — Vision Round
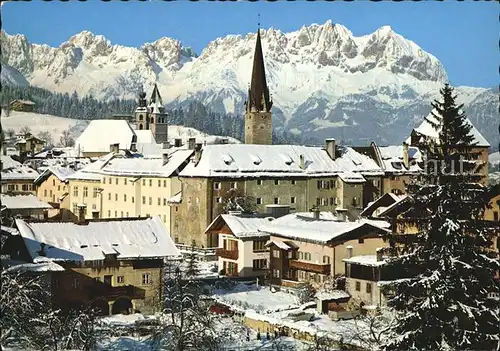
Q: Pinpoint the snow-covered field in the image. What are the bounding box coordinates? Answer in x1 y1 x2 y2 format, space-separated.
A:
1 110 88 142
212 283 301 313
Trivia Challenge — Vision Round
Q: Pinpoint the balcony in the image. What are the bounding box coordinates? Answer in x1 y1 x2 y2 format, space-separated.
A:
216 248 239 260
289 260 331 275
89 285 145 300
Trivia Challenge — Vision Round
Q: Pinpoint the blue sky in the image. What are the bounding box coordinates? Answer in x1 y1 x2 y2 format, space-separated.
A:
2 0 497 88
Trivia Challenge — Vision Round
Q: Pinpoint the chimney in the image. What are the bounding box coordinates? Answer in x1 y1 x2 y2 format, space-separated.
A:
310 206 320 220
376 248 384 262
162 141 170 150
162 152 169 165
325 138 336 160
188 138 196 150
299 154 305 169
402 142 409 169
194 143 202 165
110 143 119 154
174 138 182 148
346 245 353 259
77 204 86 224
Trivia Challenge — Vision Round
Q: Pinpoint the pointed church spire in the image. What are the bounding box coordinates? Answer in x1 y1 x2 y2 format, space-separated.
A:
246 25 272 113
150 83 163 106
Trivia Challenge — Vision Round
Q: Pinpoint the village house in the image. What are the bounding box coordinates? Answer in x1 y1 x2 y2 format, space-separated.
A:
258 210 390 288
1 155 38 194
10 99 35 112
34 166 75 218
1 194 52 220
6 216 181 315
204 212 276 278
406 110 490 185
343 252 390 308
16 134 46 158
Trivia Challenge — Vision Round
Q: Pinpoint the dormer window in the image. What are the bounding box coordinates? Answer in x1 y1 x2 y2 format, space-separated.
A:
139 115 144 121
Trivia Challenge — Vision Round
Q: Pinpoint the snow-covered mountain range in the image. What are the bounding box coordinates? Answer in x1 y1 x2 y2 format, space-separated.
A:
1 21 496 146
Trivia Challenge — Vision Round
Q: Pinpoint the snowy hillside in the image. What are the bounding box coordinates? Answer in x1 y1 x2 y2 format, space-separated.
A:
1 111 88 143
1 22 496 145
0 63 29 86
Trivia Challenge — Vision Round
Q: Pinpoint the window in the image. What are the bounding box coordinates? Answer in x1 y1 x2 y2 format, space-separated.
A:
115 194 118 201
214 182 221 190
126 212 129 217
215 197 222 203
366 282 372 294
109 178 112 184
149 180 152 187
323 255 330 264
253 240 266 251
272 249 280 258
124 194 127 202
230 182 237 189
329 197 334 205
317 180 321 189
358 238 365 244
158 197 161 206
93 187 98 198
274 179 280 185
142 273 152 285
103 178 106 184
115 178 119 185
142 179 146 186
356 281 361 291
73 186 79 197
132 197 135 203
299 251 304 260
290 196 296 204
257 179 262 185
44 189 47 197
108 210 111 217
253 259 267 270
304 252 312 261
288 251 294 259
121 211 124 217
92 204 97 210
316 198 321 206
149 197 152 205
274 197 279 204
117 276 125 284
352 197 357 206
124 179 127 185
52 179 56 186
108 193 111 201
164 180 167 187
163 198 167 206
114 211 117 217
104 275 112 285
158 180 161 187
142 196 146 204
291 180 296 185
71 278 80 289
272 269 280 278
322 198 328 206
256 197 262 205
58 185 61 191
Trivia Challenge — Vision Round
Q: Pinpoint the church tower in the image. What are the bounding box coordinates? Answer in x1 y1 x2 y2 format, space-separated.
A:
134 84 168 145
244 27 273 145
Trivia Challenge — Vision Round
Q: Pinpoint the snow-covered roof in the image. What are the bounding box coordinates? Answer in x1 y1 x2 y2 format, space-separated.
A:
407 110 490 148
315 290 350 301
75 120 136 153
338 171 365 183
258 214 390 244
377 195 410 217
15 216 182 262
168 191 182 204
100 150 193 177
214 214 275 239
334 146 384 176
266 240 292 250
34 166 75 185
1 155 39 181
3 260 65 273
343 255 386 267
180 144 343 178
360 193 406 217
1 155 22 169
377 145 422 174
11 99 35 105
1 194 52 210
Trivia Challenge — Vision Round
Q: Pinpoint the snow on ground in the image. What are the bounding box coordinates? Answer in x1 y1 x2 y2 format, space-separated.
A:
212 283 301 313
1 111 88 143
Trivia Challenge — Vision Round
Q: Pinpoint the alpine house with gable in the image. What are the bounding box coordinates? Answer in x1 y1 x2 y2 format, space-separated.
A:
8 216 181 315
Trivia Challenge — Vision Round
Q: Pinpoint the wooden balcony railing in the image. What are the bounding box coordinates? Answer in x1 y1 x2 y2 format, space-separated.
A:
216 248 239 260
289 260 331 274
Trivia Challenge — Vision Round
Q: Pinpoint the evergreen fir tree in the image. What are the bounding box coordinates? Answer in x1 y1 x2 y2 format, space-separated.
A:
381 84 500 351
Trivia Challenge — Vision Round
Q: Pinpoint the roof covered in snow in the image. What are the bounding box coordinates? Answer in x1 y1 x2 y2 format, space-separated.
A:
315 290 350 301
15 216 182 262
1 155 39 181
377 145 422 174
207 214 275 239
75 120 136 153
360 193 406 217
343 255 387 267
34 166 76 185
335 146 384 176
3 260 65 274
180 144 343 178
407 110 490 148
259 213 390 244
1 194 52 210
